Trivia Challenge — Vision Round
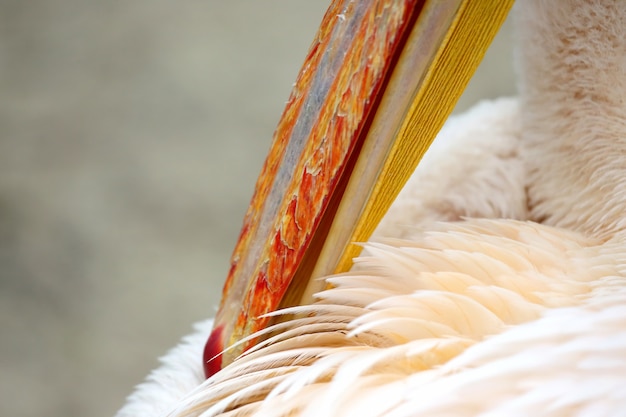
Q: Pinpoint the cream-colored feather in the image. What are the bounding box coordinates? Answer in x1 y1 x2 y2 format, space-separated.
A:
116 1 626 416
163 220 621 416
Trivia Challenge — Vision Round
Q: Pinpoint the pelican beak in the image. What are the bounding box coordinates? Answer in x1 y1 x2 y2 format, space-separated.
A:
204 0 513 378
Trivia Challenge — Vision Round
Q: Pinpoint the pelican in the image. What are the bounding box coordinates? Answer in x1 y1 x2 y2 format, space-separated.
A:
117 0 626 416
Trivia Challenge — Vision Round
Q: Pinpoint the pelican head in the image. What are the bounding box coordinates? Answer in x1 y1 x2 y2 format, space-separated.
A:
117 1 626 416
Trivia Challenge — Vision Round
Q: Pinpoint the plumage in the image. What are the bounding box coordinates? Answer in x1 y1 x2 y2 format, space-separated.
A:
117 0 626 416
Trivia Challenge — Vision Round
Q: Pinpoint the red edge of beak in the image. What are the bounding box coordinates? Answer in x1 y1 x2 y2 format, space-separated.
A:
203 325 223 378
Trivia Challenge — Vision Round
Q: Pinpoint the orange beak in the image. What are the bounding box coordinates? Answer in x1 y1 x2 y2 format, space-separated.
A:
204 0 513 378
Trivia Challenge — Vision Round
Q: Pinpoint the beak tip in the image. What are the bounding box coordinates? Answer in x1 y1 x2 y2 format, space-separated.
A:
203 325 224 378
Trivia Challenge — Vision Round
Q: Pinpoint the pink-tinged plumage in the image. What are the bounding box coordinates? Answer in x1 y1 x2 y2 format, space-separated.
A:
117 0 626 416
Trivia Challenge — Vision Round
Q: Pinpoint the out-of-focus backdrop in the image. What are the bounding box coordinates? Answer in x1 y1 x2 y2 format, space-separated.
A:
0 2 516 416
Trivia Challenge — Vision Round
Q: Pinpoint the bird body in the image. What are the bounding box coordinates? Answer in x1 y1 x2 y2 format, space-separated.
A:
117 1 626 416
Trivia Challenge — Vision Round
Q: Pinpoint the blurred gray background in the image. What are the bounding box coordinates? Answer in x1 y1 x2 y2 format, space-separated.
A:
0 2 516 416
